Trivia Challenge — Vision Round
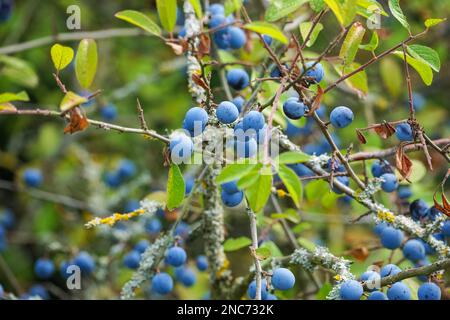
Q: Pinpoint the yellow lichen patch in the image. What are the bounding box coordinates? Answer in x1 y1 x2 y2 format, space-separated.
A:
334 274 342 281
216 258 230 278
377 210 395 223
85 209 146 228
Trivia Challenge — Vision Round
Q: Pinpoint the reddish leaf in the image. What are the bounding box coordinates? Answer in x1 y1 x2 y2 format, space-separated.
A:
350 247 369 262
307 86 324 116
433 169 450 217
191 73 209 91
356 129 367 144
373 122 396 139
395 144 413 180
198 34 211 58
64 107 89 134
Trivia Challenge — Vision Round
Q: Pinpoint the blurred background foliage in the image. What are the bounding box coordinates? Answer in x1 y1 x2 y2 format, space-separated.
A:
0 0 449 299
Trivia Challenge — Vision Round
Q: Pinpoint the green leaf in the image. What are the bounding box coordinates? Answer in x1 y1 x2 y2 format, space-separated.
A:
316 282 332 299
407 44 440 72
259 240 283 257
393 51 433 86
297 237 316 251
0 55 39 88
115 10 162 36
59 91 88 112
380 57 403 98
278 164 302 208
424 18 446 28
224 0 243 15
50 44 74 71
359 31 378 52
244 166 273 212
0 91 29 104
189 0 203 18
276 151 311 164
299 22 324 47
255 247 271 260
166 164 185 210
265 0 309 22
243 21 288 44
356 0 388 17
325 0 357 26
237 163 263 189
388 0 410 31
217 162 258 184
339 22 366 67
223 236 252 251
310 0 325 12
156 0 177 32
270 208 300 223
333 62 368 96
75 39 98 89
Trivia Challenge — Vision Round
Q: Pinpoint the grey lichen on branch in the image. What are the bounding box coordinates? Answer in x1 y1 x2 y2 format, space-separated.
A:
202 164 233 299
183 0 207 103
120 234 174 300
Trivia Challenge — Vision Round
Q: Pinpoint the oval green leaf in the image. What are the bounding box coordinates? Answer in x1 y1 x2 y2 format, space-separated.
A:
0 91 29 104
339 22 366 67
407 44 440 72
388 0 410 31
278 164 302 208
299 21 324 47
265 0 309 22
75 39 98 89
115 10 162 36
166 164 185 210
276 151 311 164
223 236 252 251
243 21 288 44
156 0 177 33
393 51 433 86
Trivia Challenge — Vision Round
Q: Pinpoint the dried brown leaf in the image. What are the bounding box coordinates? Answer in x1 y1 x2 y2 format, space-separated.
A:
307 86 324 116
356 130 367 144
64 107 89 134
395 145 413 180
350 247 369 262
373 122 396 139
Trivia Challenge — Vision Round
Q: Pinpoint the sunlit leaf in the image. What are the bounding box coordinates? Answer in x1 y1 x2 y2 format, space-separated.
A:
115 10 162 36
245 165 273 212
189 0 203 18
275 151 311 164
217 162 259 184
59 91 88 112
75 39 98 89
393 51 433 86
380 57 402 97
50 44 74 71
244 21 288 44
424 18 446 28
339 22 365 67
388 0 410 31
407 44 440 72
166 164 185 210
325 0 357 26
0 91 29 104
334 62 368 96
278 164 303 207
265 0 309 22
156 0 177 32
223 237 252 251
299 21 324 47
224 0 243 15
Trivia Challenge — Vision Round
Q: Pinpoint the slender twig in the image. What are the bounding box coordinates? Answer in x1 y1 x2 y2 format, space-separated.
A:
348 138 450 162
0 108 170 143
246 204 263 300
324 30 428 94
0 28 148 55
